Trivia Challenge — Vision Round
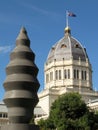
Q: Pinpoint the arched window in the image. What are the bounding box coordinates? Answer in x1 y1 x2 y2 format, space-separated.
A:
61 44 67 48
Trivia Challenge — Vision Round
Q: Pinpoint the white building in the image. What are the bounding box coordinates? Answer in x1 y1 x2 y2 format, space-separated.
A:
0 102 8 127
36 26 98 120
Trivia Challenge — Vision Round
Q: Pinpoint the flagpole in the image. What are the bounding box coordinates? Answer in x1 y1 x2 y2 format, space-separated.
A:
66 10 68 27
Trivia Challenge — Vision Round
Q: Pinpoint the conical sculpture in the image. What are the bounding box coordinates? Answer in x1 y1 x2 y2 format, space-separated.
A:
1 27 40 130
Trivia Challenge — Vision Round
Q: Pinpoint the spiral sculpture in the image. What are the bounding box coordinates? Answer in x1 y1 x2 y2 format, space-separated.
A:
1 27 40 130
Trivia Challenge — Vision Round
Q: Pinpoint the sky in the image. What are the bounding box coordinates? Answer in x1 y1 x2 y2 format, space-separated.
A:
0 0 98 100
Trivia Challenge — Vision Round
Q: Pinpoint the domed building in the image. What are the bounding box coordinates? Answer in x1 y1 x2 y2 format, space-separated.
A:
36 26 98 120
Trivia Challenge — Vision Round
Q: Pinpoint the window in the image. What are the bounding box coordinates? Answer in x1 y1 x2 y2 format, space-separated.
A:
84 71 87 80
59 70 61 80
46 74 49 83
75 43 81 49
0 113 2 117
64 69 70 79
82 70 84 80
77 70 79 79
50 72 53 81
81 70 87 80
61 44 67 48
75 44 79 48
74 69 76 79
64 69 67 79
55 70 62 80
55 70 58 80
51 47 55 51
74 69 79 79
68 69 70 79
3 113 7 118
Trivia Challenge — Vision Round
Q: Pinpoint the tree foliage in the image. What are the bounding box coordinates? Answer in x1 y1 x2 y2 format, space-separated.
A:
38 92 98 130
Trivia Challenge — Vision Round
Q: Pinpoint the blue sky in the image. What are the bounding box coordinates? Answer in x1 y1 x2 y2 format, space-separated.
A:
0 0 98 100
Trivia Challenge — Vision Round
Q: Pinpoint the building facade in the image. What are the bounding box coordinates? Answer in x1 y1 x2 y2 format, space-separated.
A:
0 102 8 127
36 26 98 120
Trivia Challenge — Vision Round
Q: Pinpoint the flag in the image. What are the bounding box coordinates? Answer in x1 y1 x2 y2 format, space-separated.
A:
68 11 76 17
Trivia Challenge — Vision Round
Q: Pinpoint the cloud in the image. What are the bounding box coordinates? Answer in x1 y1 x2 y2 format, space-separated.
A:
20 2 61 18
19 2 49 15
0 45 13 53
0 1 62 27
31 5 54 16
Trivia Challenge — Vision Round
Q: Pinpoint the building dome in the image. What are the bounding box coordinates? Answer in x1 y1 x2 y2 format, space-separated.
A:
47 26 88 63
37 24 95 120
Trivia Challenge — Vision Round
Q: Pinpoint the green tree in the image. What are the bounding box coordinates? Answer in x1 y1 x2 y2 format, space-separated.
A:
38 93 98 130
38 118 55 130
38 118 46 130
49 93 88 129
48 93 98 130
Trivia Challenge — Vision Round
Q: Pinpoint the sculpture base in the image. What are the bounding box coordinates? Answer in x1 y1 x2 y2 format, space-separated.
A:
1 124 39 130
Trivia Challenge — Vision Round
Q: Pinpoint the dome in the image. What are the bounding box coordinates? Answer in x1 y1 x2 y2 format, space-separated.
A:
47 27 88 63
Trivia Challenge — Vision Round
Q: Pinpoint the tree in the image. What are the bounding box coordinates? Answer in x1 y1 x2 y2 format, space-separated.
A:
37 119 46 130
38 93 98 130
49 92 90 130
38 118 55 130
